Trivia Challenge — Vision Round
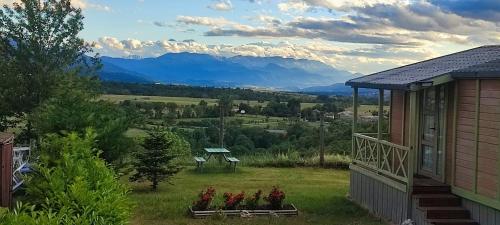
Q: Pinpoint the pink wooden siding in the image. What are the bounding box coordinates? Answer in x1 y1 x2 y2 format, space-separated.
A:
454 80 476 191
453 79 500 198
391 90 405 145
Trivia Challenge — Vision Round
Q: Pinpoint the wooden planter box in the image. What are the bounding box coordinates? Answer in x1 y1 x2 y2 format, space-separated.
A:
189 204 298 218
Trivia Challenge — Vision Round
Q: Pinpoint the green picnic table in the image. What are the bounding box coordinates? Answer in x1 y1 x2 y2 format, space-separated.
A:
193 148 239 172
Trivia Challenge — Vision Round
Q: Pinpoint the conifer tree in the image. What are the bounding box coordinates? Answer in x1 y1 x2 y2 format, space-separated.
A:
129 128 189 191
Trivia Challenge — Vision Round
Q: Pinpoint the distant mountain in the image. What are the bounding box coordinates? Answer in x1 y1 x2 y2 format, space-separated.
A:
299 83 378 96
98 53 359 89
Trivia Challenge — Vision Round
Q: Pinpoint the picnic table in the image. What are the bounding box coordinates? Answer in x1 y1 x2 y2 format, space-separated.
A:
194 148 239 172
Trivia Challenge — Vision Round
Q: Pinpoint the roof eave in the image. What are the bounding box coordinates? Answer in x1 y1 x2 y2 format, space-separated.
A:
345 81 409 90
451 71 500 79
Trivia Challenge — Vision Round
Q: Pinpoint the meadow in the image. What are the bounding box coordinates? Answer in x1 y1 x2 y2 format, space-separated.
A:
127 167 387 225
101 94 321 110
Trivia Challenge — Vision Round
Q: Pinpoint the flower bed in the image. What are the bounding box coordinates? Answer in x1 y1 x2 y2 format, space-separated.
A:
189 204 298 218
189 187 298 218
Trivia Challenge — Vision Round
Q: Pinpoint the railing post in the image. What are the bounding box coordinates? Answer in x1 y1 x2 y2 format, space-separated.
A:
352 87 359 159
377 89 384 170
406 90 418 219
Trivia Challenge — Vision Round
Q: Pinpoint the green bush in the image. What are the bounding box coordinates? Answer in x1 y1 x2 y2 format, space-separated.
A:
2 131 131 225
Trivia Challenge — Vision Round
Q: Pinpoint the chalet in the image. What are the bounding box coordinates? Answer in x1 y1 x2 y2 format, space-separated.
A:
346 46 500 225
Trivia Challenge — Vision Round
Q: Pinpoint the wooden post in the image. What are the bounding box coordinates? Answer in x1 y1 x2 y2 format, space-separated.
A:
473 80 481 194
452 82 458 187
407 91 418 218
378 89 384 169
352 87 359 158
378 89 384 140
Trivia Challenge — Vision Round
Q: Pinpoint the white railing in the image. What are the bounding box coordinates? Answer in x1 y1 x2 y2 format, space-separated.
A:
352 133 411 183
12 146 30 191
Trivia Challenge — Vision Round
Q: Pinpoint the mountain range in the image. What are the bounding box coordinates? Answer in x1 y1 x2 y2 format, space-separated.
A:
97 53 361 90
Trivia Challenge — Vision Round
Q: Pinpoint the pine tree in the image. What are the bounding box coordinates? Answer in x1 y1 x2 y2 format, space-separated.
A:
129 128 187 191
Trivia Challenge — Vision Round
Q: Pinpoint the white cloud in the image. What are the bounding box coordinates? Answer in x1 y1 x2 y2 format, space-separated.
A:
208 0 233 11
176 16 238 28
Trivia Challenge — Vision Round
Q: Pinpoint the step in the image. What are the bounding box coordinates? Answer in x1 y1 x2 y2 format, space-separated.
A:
413 185 451 194
426 219 478 225
414 194 461 207
419 207 470 219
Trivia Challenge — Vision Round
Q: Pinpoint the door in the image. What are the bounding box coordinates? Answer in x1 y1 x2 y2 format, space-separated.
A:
419 86 446 180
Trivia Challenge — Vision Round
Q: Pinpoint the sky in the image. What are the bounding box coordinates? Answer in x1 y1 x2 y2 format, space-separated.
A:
3 0 500 74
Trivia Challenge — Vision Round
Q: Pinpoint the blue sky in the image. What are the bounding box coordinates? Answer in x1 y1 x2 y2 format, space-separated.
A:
3 0 500 74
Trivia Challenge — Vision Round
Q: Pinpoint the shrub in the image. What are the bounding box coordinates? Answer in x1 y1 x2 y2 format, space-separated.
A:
222 191 245 210
5 131 131 225
192 187 216 211
245 190 262 210
264 187 285 210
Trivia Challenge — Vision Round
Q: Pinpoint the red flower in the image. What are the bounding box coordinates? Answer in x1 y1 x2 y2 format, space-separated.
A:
192 187 216 211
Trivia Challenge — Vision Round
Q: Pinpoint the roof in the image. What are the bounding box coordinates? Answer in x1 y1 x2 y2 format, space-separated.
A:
346 46 500 90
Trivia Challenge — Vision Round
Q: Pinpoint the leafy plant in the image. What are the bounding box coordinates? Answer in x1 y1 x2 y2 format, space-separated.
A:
264 187 286 210
222 191 245 210
192 187 216 211
16 131 131 225
245 190 262 210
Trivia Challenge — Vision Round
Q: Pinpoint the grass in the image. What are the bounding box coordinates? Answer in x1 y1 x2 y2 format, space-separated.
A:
127 167 387 225
346 105 389 116
101 94 319 109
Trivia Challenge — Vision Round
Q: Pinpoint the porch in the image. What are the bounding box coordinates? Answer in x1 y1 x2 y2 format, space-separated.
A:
350 87 418 193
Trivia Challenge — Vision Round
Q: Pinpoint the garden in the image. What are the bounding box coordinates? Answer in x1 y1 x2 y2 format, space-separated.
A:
127 167 387 225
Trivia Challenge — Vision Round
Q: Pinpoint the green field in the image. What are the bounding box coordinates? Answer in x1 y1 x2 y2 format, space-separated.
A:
101 94 320 109
346 105 389 116
127 167 386 225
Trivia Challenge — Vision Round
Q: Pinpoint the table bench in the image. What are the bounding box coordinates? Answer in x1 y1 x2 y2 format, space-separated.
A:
194 157 206 172
224 156 240 172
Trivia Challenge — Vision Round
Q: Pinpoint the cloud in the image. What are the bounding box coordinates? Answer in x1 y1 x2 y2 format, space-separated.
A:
176 16 237 27
94 37 442 74
208 0 233 11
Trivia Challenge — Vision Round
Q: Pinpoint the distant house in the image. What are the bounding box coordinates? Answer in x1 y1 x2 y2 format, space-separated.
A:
346 46 500 225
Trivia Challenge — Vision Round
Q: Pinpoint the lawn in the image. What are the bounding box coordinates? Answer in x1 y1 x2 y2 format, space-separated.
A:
127 167 386 225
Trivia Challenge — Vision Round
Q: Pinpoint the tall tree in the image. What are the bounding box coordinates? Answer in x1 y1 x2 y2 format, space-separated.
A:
0 0 98 133
129 129 190 191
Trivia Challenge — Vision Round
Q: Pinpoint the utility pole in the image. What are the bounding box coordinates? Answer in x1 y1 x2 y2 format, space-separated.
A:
319 112 325 167
219 102 224 148
314 109 325 167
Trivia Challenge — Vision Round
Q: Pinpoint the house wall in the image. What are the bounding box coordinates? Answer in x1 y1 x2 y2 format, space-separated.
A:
462 198 500 225
449 79 500 224
453 79 500 197
390 90 406 145
350 168 408 224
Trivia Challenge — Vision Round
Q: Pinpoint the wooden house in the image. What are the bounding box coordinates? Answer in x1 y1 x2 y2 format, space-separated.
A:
346 46 500 225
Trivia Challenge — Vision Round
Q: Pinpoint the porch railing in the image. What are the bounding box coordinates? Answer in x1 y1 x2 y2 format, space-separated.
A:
352 133 411 184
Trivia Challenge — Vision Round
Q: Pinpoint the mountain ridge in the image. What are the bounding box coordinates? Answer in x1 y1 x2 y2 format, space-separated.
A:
98 52 360 90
